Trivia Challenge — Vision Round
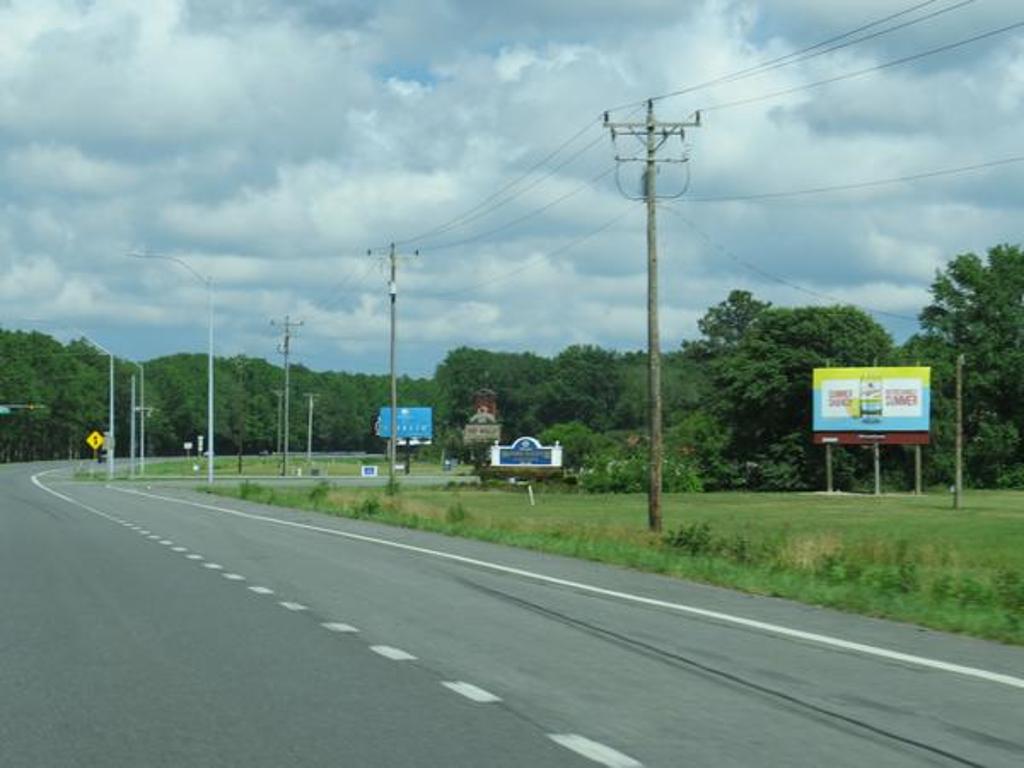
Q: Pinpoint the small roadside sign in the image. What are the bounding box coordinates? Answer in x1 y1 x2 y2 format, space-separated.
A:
86 431 105 450
360 465 378 478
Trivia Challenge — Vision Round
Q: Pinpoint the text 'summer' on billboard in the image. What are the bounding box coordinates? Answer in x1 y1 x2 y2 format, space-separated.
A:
813 367 931 441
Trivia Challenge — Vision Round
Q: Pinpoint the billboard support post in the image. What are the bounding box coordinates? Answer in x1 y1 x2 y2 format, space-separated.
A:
873 444 881 496
825 443 834 493
914 446 922 495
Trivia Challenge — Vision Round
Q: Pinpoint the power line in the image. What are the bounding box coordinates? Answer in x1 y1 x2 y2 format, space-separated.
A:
417 166 616 254
659 203 919 322
687 153 1024 203
385 119 606 250
607 0 959 113
702 18 1024 113
424 205 634 300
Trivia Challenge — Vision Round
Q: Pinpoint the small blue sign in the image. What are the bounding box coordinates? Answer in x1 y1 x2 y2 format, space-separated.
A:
376 407 433 441
360 465 378 478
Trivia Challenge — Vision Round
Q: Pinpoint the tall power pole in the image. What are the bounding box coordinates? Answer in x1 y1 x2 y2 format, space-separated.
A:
274 389 284 458
272 316 303 477
605 100 700 532
305 392 318 467
373 243 416 492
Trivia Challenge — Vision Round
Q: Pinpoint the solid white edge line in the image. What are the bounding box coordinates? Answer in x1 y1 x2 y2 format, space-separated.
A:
370 645 416 661
441 681 502 703
548 734 642 768
322 622 359 633
28 471 1024 691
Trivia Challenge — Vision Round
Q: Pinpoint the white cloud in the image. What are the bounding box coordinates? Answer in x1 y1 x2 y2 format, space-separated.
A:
1 0 1021 374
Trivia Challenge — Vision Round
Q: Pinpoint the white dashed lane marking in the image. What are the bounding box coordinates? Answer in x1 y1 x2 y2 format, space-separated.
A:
548 735 642 768
222 573 245 581
203 563 224 570
370 645 416 661
321 622 359 634
159 540 173 545
186 554 203 560
248 586 274 595
279 601 308 612
441 681 502 703
171 546 187 553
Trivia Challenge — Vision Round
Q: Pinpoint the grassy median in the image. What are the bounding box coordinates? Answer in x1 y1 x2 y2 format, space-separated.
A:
204 482 1024 645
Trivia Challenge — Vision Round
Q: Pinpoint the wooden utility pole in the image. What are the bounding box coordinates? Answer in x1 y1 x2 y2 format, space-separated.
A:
605 100 700 532
272 316 303 477
305 393 318 468
374 244 417 493
955 353 965 510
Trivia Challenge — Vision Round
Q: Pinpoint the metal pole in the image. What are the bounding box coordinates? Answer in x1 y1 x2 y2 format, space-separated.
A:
644 100 663 532
108 353 115 480
284 327 291 477
873 443 881 496
130 373 136 478
389 243 398 491
207 278 215 485
139 363 146 475
955 353 964 510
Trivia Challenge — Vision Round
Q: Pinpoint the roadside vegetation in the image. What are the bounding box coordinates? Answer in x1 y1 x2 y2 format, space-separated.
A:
207 482 1024 645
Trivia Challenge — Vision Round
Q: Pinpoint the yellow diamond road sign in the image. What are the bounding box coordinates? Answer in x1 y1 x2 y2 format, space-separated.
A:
86 431 104 450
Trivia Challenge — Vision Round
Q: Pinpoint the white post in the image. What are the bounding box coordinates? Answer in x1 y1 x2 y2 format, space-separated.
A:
130 374 136 478
108 353 115 480
139 364 146 475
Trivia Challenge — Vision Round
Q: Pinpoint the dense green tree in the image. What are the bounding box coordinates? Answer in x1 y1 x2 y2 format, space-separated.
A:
910 243 1024 486
710 305 894 489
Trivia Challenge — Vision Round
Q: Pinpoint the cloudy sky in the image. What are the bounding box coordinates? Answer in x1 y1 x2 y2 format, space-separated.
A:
2 0 1022 375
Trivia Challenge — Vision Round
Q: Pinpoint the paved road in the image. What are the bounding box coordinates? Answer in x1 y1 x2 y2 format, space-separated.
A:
4 463 1023 767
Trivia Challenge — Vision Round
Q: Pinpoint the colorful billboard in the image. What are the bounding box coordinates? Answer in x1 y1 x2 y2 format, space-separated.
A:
813 367 930 442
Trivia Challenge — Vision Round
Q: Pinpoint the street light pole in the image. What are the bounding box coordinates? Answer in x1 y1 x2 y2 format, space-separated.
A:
131 361 146 476
130 250 214 485
130 373 136 478
80 335 115 479
207 276 214 487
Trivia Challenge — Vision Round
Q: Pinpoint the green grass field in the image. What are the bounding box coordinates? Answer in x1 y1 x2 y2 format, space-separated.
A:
205 482 1024 644
101 455 468 478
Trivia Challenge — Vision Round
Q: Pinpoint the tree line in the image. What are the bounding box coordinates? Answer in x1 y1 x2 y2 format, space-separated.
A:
2 243 1021 490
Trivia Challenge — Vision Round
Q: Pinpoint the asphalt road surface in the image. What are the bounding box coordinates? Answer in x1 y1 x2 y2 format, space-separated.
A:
3 463 1022 767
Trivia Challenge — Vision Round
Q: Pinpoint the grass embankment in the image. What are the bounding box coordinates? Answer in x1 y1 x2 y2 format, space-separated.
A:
205 482 1024 644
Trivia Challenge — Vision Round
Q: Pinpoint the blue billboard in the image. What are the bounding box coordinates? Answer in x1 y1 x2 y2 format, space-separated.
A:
376 407 433 442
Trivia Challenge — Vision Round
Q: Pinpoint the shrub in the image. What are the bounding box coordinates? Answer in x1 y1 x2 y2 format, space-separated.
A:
445 502 469 524
353 496 381 518
664 522 715 556
308 481 330 506
581 451 703 493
